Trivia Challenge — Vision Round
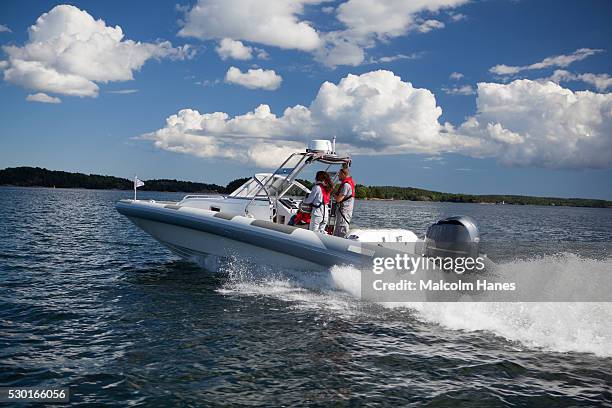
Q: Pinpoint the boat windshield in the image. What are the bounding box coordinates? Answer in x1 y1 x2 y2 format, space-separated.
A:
266 174 298 197
274 153 306 176
229 174 303 198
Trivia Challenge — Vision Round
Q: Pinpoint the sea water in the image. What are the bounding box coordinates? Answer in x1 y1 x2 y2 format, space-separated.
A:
1 187 611 406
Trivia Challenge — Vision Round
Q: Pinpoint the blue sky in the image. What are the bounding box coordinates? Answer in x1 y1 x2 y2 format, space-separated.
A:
0 0 611 199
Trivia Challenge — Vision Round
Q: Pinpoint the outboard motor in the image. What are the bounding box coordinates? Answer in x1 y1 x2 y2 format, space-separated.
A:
424 216 480 259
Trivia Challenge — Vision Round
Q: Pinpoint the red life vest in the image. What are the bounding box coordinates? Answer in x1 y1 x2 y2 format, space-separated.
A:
320 184 331 205
310 183 330 209
340 177 355 202
294 210 311 225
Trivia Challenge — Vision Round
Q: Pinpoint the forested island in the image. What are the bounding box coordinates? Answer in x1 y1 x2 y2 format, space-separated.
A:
0 166 225 193
1 166 610 208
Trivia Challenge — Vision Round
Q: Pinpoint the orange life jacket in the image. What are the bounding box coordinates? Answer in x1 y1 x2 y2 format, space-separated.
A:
339 176 355 202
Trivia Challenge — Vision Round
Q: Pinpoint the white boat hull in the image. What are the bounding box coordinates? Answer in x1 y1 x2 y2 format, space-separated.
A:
128 216 326 271
116 199 418 271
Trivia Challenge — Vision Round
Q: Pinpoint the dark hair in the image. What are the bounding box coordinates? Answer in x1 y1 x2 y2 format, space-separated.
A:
315 171 333 193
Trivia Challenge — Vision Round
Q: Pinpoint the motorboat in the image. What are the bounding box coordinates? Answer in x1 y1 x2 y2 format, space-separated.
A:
116 139 481 271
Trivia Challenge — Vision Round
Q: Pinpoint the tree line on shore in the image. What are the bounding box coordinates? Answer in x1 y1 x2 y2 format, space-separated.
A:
1 166 610 208
0 166 225 193
352 185 611 208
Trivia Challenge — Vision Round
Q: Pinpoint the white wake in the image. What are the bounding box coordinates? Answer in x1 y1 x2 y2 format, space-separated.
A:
216 253 612 357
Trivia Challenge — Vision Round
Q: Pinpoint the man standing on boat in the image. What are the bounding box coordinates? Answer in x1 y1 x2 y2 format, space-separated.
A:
333 168 355 238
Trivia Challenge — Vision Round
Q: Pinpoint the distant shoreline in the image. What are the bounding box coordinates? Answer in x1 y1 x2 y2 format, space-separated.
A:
3 185 610 210
1 166 610 209
0 185 223 193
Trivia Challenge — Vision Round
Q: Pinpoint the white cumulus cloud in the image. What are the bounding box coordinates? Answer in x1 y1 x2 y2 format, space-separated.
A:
142 71 612 170
317 0 467 66
547 69 612 92
26 92 61 104
224 66 282 90
178 0 322 51
449 71 464 80
216 38 253 60
2 5 192 98
178 0 468 67
0 24 11 33
141 70 479 167
490 48 603 76
314 33 366 67
458 79 612 169
139 105 306 167
335 0 466 40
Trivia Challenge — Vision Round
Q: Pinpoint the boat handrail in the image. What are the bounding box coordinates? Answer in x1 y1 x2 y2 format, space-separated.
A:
242 151 348 215
244 176 273 217
182 194 224 200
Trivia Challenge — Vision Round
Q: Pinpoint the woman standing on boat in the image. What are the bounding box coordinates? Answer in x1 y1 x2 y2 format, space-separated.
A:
303 171 333 233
